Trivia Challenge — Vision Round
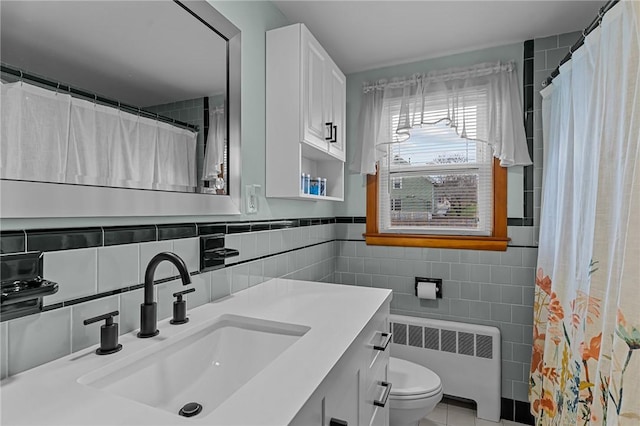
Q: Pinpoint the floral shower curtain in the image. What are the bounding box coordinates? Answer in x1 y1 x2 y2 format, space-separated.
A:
530 2 640 425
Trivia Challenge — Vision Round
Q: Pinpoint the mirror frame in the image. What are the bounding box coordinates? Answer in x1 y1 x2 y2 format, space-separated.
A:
0 0 242 218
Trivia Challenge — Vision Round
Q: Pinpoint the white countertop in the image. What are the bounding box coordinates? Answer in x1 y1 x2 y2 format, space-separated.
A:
1 278 392 425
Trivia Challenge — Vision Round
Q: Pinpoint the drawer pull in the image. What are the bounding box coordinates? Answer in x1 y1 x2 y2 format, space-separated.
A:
329 418 348 426
374 381 392 407
325 122 334 141
373 332 392 351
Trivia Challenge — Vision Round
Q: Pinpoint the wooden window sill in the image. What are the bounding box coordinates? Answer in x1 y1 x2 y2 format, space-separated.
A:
363 232 509 251
366 158 509 252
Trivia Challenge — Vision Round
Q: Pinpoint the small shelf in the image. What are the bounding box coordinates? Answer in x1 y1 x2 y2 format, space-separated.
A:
296 193 343 202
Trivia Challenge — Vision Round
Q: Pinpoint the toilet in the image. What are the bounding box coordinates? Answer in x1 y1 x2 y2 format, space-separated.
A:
388 357 443 426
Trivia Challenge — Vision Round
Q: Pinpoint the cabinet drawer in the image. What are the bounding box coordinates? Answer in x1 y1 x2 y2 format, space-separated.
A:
364 375 391 426
368 405 388 426
364 308 390 367
368 330 391 370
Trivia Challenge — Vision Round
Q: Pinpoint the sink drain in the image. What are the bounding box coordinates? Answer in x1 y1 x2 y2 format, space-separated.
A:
179 402 203 417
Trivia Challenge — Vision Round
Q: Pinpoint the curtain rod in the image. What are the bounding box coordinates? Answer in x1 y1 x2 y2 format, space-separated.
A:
362 61 515 93
0 64 199 132
542 0 619 87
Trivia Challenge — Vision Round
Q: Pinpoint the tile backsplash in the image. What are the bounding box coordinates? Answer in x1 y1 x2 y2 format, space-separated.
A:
0 217 537 405
0 219 337 378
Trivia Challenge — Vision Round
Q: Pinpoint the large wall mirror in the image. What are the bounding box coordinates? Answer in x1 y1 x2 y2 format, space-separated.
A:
0 0 241 217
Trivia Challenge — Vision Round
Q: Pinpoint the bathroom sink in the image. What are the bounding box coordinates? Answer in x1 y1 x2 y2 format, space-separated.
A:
78 314 310 418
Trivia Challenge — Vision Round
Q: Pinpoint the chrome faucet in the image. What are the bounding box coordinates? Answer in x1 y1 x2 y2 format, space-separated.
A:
138 252 191 338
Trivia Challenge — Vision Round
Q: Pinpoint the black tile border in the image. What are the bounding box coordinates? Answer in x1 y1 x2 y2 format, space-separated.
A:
1 217 338 255
515 400 535 425
508 39 535 227
501 397 515 421
198 224 226 236
335 216 366 224
500 397 534 425
104 225 156 246
0 230 26 254
158 223 197 240
26 227 103 252
227 224 251 234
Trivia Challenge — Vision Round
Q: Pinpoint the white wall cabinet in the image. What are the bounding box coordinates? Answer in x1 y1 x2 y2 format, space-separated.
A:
290 302 391 426
266 23 346 201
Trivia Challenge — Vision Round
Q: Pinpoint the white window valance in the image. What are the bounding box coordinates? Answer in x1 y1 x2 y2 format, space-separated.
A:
0 81 198 191
351 61 532 175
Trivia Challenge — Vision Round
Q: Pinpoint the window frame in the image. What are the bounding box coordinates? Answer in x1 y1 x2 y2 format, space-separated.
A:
365 158 509 251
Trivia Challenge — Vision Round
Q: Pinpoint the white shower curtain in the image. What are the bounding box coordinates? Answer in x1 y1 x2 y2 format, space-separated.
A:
202 105 225 180
0 82 71 183
0 81 198 192
530 2 640 424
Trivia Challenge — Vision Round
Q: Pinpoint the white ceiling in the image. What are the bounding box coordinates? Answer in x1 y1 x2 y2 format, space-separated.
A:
273 1 605 74
1 1 227 107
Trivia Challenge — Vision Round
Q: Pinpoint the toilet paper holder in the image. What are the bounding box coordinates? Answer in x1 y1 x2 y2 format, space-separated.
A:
415 277 443 299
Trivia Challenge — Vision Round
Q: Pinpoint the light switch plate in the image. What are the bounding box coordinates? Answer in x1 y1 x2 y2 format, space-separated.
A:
246 184 258 214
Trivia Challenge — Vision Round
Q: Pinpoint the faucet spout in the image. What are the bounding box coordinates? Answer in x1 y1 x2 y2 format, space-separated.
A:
138 252 191 338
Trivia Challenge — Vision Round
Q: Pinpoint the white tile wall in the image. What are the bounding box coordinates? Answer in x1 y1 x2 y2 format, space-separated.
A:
8 307 71 375
188 273 212 309
139 241 173 280
97 244 139 293
119 288 144 335
334 240 538 402
211 268 232 301
43 248 98 306
172 237 200 273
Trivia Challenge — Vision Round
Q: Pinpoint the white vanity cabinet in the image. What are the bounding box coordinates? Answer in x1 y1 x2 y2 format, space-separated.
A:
291 302 391 426
266 23 346 201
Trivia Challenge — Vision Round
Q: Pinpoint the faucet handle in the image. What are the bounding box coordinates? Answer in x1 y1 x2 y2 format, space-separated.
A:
173 287 195 301
170 288 195 325
83 310 123 355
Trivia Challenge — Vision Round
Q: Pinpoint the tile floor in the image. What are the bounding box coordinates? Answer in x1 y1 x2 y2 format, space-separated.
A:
419 402 530 426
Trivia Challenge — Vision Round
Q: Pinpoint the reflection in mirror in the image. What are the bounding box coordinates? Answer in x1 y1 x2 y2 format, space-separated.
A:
1 0 228 195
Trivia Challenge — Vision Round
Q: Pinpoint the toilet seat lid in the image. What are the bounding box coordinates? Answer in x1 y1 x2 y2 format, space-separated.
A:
388 357 442 397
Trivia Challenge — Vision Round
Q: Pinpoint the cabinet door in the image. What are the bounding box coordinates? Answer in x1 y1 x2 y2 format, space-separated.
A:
302 31 329 151
324 369 360 426
326 64 346 161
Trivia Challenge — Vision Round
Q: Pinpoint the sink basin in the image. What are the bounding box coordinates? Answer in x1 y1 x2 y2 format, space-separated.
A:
78 314 310 418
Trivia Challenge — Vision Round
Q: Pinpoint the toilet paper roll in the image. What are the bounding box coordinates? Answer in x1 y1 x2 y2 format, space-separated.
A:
416 281 437 300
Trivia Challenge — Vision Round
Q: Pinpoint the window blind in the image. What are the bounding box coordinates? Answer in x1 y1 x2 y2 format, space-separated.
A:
379 89 494 235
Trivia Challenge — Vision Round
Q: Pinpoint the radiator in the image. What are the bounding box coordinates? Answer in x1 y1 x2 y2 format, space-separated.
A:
389 314 501 422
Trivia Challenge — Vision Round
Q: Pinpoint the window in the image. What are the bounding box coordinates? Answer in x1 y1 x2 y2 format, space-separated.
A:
365 91 508 251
